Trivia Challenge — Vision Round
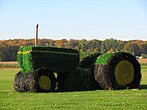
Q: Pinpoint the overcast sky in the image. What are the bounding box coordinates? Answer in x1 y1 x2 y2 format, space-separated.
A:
0 0 147 40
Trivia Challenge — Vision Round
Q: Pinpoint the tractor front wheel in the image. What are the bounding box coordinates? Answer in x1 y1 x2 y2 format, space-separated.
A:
35 67 56 92
25 67 56 92
14 67 56 92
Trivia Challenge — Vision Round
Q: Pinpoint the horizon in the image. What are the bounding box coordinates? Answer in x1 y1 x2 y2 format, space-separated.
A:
0 0 147 41
0 37 147 42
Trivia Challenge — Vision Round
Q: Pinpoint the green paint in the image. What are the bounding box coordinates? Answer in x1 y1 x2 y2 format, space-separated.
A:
17 46 79 73
95 53 114 65
95 52 126 65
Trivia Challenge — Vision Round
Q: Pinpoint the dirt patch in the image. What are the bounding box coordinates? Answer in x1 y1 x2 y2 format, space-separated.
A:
137 59 147 64
0 61 18 64
0 61 19 68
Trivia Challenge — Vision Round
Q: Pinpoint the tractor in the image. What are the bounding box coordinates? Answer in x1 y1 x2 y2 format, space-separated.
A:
13 25 141 92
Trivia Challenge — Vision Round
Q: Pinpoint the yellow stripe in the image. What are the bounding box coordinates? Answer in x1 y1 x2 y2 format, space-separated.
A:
17 50 32 54
17 50 79 55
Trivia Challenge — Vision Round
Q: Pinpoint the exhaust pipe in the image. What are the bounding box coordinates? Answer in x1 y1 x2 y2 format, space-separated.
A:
35 24 39 46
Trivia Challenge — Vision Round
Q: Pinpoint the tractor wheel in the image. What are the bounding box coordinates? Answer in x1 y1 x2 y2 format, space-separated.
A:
94 52 141 90
25 67 56 92
14 71 27 92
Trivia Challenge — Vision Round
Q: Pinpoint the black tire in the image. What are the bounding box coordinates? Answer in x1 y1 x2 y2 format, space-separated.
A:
94 52 141 90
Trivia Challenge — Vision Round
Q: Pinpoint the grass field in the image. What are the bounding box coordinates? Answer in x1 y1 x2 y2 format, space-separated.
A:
0 66 147 110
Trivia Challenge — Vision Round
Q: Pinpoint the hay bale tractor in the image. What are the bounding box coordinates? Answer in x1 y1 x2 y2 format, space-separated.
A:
14 46 141 92
13 25 141 92
14 46 80 92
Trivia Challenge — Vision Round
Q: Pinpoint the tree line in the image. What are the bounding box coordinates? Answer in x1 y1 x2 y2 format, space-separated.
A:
0 38 147 61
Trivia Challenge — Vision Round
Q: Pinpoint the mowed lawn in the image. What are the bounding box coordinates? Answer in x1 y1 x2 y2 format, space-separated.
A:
0 67 147 110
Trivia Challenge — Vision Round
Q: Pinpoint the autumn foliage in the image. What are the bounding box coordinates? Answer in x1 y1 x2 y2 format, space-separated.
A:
0 38 147 61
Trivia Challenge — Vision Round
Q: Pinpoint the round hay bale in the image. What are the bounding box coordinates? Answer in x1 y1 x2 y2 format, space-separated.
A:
79 52 101 68
25 67 56 92
25 71 36 92
14 71 27 92
94 52 141 90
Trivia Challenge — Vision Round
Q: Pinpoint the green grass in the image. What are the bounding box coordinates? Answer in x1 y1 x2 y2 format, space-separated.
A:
0 67 147 110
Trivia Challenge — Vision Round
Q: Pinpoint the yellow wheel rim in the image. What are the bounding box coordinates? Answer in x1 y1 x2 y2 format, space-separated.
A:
39 75 51 90
115 60 134 86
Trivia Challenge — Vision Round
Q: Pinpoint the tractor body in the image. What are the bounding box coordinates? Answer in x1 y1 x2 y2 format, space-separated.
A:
17 46 79 73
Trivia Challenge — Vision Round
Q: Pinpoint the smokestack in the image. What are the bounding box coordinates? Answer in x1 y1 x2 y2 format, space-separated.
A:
35 24 39 46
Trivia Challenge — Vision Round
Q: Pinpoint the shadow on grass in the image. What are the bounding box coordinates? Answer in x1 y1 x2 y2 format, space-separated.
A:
139 85 147 89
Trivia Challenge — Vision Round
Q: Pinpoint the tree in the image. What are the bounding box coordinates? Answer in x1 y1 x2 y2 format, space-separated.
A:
0 52 3 61
66 39 79 49
78 39 87 52
100 38 119 53
0 38 146 61
138 43 147 54
124 42 140 56
55 39 68 47
89 39 101 52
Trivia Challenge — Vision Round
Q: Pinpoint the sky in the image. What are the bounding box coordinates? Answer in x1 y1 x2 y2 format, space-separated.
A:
0 0 147 40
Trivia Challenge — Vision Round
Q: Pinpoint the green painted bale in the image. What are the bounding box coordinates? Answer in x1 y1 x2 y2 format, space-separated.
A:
79 52 101 68
94 52 141 90
17 46 79 73
80 68 102 90
57 69 82 91
58 68 101 91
